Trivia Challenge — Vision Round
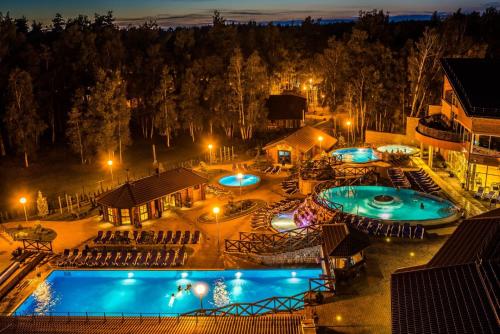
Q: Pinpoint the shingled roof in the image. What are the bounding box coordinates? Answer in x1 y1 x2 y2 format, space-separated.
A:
97 168 208 209
391 209 500 334
322 224 370 257
441 58 500 119
264 125 337 152
266 94 306 120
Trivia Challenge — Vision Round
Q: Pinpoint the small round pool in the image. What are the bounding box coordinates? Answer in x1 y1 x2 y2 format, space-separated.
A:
318 185 459 225
218 174 261 188
271 212 297 232
332 147 380 164
377 144 419 155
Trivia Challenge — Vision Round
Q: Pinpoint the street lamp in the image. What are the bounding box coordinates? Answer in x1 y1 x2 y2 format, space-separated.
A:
208 144 213 165
213 206 221 253
107 159 114 182
194 283 208 310
237 172 243 196
318 136 324 152
345 120 352 145
19 197 28 222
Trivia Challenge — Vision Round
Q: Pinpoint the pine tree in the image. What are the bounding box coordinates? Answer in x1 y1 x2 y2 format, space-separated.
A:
152 65 177 147
36 191 49 218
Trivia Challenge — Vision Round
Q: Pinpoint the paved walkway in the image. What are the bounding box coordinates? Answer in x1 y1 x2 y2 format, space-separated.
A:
410 157 488 217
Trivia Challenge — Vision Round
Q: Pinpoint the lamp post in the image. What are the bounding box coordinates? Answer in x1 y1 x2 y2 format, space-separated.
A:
346 120 352 146
208 144 213 165
318 136 324 152
107 159 114 182
237 172 243 197
194 284 207 310
19 197 28 222
213 206 220 253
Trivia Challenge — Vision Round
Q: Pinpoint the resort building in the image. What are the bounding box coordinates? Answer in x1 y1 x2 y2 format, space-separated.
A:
97 168 208 226
265 94 306 130
321 224 370 280
264 125 337 164
415 58 500 191
390 209 500 334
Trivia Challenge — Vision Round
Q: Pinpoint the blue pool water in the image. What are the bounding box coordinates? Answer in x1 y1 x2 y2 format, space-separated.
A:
377 145 419 155
218 174 260 187
319 185 458 224
332 147 380 163
15 269 320 316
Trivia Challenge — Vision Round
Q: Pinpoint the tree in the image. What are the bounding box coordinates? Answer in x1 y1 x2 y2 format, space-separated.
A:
36 191 49 218
4 69 46 167
179 68 203 142
152 65 177 147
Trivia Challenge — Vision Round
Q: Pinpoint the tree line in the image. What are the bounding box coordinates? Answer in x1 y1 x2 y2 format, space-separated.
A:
1 9 499 166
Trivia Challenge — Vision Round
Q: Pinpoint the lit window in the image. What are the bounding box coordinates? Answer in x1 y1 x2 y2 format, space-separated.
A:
121 209 130 224
107 207 116 223
139 204 148 221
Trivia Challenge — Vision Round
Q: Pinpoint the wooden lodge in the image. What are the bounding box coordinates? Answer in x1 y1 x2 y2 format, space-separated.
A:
264 125 337 165
97 168 208 226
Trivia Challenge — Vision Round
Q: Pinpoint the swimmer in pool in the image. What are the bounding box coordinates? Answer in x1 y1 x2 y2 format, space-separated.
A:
420 202 425 209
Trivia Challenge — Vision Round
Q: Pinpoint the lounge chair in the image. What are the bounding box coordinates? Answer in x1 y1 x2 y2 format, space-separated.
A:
163 230 173 244
390 223 401 238
101 231 112 243
483 191 496 201
155 231 164 244
110 231 121 243
122 231 130 243
402 223 412 238
137 231 147 244
132 230 139 242
413 224 425 239
175 248 186 266
377 224 390 236
134 252 148 266
172 231 182 244
93 231 103 243
126 251 138 266
181 231 191 244
164 250 175 267
191 230 201 244
57 249 71 266
368 221 380 235
146 250 159 266
74 250 89 267
114 251 128 266
85 250 98 267
103 251 116 267
154 250 168 267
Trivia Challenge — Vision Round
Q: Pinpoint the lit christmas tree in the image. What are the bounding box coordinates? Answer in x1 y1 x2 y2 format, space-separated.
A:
212 279 230 307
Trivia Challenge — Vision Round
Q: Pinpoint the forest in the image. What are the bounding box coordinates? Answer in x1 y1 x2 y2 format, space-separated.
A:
1 8 500 167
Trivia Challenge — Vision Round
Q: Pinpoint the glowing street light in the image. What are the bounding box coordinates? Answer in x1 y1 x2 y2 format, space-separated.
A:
345 120 353 145
19 197 28 222
208 144 213 165
318 136 324 151
213 206 221 253
194 283 208 309
237 172 243 196
107 159 114 182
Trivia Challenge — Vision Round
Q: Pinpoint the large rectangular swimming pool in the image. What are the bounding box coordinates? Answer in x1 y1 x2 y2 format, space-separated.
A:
15 269 321 315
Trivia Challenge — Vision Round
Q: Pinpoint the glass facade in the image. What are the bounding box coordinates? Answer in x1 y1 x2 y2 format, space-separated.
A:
139 204 148 221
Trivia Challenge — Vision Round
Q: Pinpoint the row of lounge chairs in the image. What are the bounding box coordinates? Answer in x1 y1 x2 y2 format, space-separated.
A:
57 248 187 268
232 163 251 172
473 186 500 204
342 213 425 239
405 169 441 194
251 198 302 230
387 168 411 189
281 174 299 195
93 230 200 245
262 165 282 175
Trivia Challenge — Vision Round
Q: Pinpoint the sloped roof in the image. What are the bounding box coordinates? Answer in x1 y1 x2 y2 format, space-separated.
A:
97 168 207 209
391 210 500 334
266 94 306 120
263 125 337 152
322 224 370 257
441 58 500 119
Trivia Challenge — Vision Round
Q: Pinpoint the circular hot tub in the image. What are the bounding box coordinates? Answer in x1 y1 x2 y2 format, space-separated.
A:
218 174 261 190
331 147 380 164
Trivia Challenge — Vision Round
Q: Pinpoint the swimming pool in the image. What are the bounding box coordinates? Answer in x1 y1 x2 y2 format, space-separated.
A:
218 174 261 188
271 212 297 232
332 148 380 164
377 144 419 155
318 185 459 225
15 269 321 316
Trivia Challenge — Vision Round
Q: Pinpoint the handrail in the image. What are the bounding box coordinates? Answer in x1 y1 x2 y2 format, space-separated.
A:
417 115 464 143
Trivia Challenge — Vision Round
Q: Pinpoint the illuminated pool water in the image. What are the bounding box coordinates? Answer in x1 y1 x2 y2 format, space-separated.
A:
377 145 419 155
319 185 459 225
218 174 261 187
271 212 297 232
332 147 380 163
15 269 321 316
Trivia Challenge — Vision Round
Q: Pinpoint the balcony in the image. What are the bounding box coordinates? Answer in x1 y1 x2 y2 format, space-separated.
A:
415 114 466 151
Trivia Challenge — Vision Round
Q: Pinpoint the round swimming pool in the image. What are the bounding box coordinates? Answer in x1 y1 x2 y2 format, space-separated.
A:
318 185 459 225
270 212 297 232
218 174 261 188
332 147 380 164
377 144 419 155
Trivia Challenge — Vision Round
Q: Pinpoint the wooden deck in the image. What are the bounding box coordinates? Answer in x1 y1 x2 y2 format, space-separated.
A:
0 314 305 334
